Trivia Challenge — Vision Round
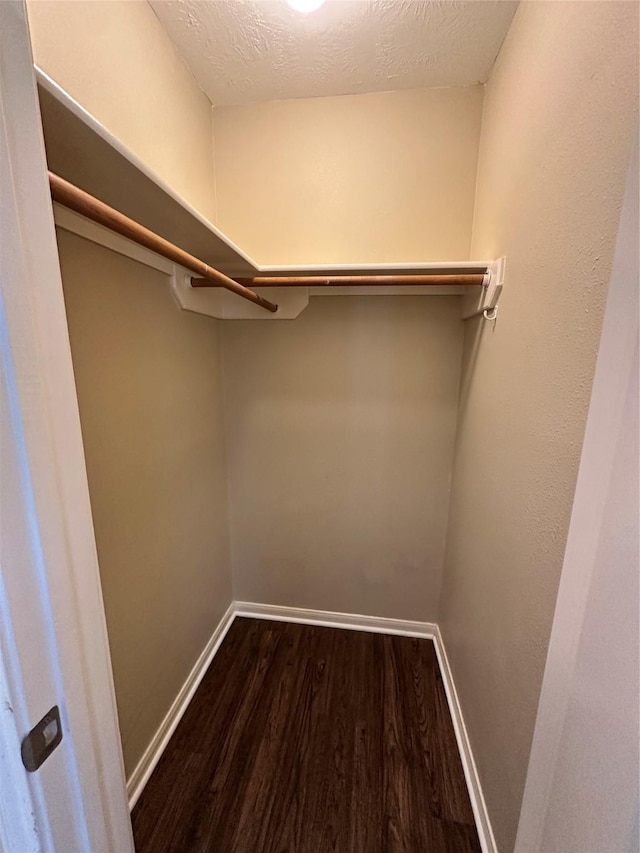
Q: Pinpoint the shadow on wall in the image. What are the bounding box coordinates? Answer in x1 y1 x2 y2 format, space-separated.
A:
455 312 495 432
222 296 465 623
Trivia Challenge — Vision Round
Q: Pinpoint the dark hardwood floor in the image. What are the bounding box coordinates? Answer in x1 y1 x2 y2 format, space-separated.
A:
132 618 480 853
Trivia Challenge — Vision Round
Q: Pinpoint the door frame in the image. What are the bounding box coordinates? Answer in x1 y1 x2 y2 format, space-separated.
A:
2 0 637 848
0 3 133 849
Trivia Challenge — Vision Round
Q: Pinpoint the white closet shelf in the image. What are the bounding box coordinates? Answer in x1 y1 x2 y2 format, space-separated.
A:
37 70 256 278
38 70 502 320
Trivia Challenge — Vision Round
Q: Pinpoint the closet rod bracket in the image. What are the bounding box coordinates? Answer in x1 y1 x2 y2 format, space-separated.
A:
462 257 506 321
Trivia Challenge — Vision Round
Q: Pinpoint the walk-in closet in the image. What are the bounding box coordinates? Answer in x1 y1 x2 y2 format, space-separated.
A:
1 2 638 852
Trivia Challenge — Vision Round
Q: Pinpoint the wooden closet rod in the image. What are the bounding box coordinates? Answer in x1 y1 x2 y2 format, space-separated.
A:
191 273 486 288
48 172 278 314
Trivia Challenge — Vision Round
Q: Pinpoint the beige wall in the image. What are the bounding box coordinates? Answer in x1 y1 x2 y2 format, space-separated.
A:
222 296 463 621
57 230 232 778
28 5 484 267
439 3 639 850
516 138 638 853
28 0 217 222
214 87 483 265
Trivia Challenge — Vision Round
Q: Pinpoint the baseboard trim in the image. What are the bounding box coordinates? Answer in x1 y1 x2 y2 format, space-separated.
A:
126 600 496 853
432 626 497 853
234 601 437 638
236 602 495 853
126 601 236 810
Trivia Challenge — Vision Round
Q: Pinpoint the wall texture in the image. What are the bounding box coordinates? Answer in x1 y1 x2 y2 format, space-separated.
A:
516 136 639 853
213 87 483 265
57 230 232 778
538 348 639 853
27 0 217 222
222 296 463 621
438 3 639 850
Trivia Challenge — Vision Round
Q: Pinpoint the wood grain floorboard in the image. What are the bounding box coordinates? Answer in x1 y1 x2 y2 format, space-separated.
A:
132 618 481 853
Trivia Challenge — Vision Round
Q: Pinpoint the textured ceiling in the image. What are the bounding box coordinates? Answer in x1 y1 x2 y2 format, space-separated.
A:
149 0 518 106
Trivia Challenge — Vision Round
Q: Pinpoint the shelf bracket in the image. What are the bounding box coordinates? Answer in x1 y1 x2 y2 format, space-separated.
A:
462 257 506 321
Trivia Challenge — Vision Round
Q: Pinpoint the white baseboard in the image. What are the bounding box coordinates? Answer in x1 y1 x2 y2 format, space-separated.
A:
126 600 495 853
432 625 497 853
237 602 496 853
126 601 236 810
234 601 437 638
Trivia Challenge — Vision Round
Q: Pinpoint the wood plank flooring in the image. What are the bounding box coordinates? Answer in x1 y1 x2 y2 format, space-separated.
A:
132 618 480 853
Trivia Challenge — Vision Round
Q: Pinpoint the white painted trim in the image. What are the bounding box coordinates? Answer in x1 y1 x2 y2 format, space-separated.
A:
53 207 468 304
53 206 468 323
125 599 495 853
235 604 495 851
126 602 236 809
235 602 495 852
36 68 258 271
125 602 435 809
260 261 490 273
432 627 497 853
53 203 174 276
2 4 132 849
39 69 495 280
234 601 436 638
53 210 311 320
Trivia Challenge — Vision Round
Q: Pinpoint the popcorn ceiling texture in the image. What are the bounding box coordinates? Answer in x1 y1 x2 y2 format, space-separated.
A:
149 0 518 105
